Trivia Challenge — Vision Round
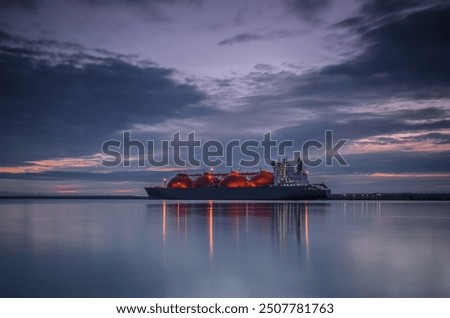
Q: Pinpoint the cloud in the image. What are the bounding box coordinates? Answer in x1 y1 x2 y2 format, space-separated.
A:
241 3 450 109
0 0 203 24
0 170 167 182
1 1 449 193
77 0 203 22
348 130 450 153
0 30 209 164
284 0 331 23
0 0 38 10
335 0 448 33
218 29 303 46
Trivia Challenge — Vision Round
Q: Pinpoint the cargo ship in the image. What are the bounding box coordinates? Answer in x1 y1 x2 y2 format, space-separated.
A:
145 159 330 200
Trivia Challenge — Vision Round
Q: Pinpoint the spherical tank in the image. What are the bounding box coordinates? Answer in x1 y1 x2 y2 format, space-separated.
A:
167 174 193 188
250 170 274 187
194 173 220 188
220 172 248 188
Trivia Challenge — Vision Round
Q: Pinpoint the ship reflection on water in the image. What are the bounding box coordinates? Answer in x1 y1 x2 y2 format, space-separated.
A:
159 201 328 267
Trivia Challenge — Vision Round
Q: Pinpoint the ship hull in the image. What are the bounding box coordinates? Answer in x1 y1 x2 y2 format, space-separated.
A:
145 186 330 200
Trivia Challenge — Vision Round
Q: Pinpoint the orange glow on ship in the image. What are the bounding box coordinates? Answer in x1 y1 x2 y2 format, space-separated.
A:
250 170 274 187
194 173 220 188
167 174 193 188
219 172 248 188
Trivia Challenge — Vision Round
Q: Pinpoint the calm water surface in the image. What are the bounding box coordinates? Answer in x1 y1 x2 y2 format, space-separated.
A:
0 200 449 297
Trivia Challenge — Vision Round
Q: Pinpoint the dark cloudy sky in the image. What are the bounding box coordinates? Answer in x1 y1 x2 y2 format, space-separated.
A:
0 0 449 194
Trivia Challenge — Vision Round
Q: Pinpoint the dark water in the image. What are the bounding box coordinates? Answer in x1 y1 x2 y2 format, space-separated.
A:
0 200 449 297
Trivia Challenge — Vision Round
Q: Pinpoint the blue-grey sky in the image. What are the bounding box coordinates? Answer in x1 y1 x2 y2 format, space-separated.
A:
0 0 449 194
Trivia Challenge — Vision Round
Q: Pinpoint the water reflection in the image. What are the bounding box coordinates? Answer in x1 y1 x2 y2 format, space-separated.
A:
341 200 382 219
162 200 166 247
1 200 449 297
208 201 213 261
160 201 329 266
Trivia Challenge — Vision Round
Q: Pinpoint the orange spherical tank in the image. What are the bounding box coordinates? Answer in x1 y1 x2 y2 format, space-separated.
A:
220 172 248 188
167 174 193 188
193 173 220 188
247 181 256 187
250 171 274 187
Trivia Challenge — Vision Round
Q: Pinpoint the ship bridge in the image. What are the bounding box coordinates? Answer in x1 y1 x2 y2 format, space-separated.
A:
272 158 309 186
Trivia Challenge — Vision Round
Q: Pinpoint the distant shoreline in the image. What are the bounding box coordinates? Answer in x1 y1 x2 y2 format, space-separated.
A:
0 195 147 200
327 193 450 201
0 193 450 201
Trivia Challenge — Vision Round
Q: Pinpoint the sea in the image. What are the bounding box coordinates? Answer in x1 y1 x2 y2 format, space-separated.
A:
0 199 449 297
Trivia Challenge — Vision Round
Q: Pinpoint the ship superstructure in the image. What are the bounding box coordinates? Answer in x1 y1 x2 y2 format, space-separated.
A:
272 158 309 186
